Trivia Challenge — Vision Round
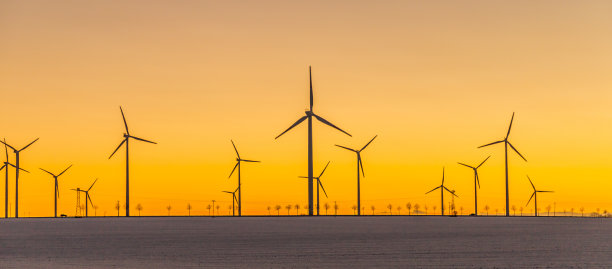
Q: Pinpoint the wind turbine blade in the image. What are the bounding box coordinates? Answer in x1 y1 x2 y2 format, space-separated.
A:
222 191 233 194
297 176 309 179
87 194 94 207
240 159 260 163
228 162 239 178
130 136 157 144
443 186 458 197
309 66 313 111
526 192 535 206
319 180 328 198
527 175 536 191
39 168 55 177
1 140 16 152
3 138 9 160
360 135 378 151
56 181 60 199
358 154 365 177
234 184 240 193
88 178 98 191
335 145 356 152
476 173 481 189
537 190 554 193
478 140 504 148
230 140 240 159
318 161 330 178
312 113 351 137
506 112 515 139
119 106 130 135
507 141 527 162
58 165 72 177
425 186 441 194
19 138 39 151
477 156 491 168
441 167 445 185
275 116 308 139
0 164 5 171
108 139 127 159
457 162 474 169
12 164 29 173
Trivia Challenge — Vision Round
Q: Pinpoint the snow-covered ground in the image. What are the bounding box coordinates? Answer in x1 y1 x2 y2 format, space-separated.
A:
1 216 610 268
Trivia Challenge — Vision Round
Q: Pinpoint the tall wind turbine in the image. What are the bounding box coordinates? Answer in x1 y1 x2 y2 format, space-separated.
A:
478 112 527 216
109 106 156 217
229 140 259 216
526 176 553 217
335 135 377 216
1 138 38 218
298 161 330 216
275 66 351 216
458 156 490 216
1 139 29 218
40 165 72 218
72 178 97 217
222 185 240 216
425 167 458 216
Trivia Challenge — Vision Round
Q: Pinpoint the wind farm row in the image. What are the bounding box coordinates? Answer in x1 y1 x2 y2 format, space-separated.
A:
1 67 603 219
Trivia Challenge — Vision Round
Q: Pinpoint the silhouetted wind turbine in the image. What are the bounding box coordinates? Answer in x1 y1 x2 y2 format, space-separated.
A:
335 135 377 216
40 165 72 218
72 178 97 217
228 140 259 216
222 185 240 216
478 112 527 216
298 161 330 215
1 139 29 218
1 138 38 218
275 66 351 216
425 167 458 216
109 106 156 217
526 176 553 217
458 156 490 216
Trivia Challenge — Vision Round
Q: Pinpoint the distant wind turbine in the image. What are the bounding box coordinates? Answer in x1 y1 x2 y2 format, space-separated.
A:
40 165 72 218
478 112 527 216
109 106 156 217
229 140 259 216
458 156 490 216
298 161 330 216
526 176 553 217
1 138 38 218
425 167 458 216
335 135 377 216
1 139 29 218
222 185 240 216
275 66 351 216
71 178 98 217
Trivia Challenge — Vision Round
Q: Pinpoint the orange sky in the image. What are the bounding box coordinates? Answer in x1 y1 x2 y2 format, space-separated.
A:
1 1 611 217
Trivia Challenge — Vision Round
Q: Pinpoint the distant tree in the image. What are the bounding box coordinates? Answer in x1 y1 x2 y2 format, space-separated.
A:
570 208 574 216
228 205 232 215
520 207 523 216
216 205 220 215
295 204 300 215
167 205 172 216
484 205 490 216
206 204 212 216
136 203 143 216
406 203 412 216
387 204 393 215
546 205 551 216
352 205 357 215
413 204 420 215
187 203 192 216
604 210 608 217
397 206 402 215
115 201 121 216
334 202 339 215
433 205 437 215
324 203 330 215
459 206 463 216
94 205 99 216
511 205 516 216
580 207 585 217
422 204 426 215
371 205 376 215
495 209 498 216
275 205 281 216
286 205 292 215
362 206 365 214
267 206 271 215
596 208 600 217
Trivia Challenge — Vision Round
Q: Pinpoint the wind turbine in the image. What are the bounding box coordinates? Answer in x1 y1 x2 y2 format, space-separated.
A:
478 112 527 216
335 135 377 216
425 167 458 216
1 139 29 218
109 106 156 217
39 165 72 218
222 185 240 216
458 156 490 216
71 178 97 217
1 138 38 218
275 66 351 216
298 161 330 216
228 140 259 216
526 176 553 217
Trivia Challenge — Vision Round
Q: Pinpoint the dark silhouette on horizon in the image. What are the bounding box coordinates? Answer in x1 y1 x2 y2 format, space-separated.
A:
71 178 97 217
298 161 330 215
335 135 377 216
526 175 553 217
2 139 29 218
275 66 351 216
425 167 458 216
478 112 527 217
228 140 259 216
222 185 240 216
40 165 72 218
1 138 38 218
458 156 490 216
109 106 156 217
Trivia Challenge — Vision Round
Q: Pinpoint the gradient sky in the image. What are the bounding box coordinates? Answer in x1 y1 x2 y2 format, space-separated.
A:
1 1 612 216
